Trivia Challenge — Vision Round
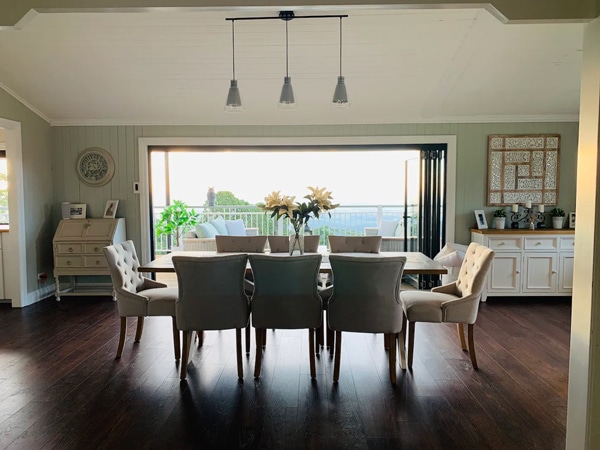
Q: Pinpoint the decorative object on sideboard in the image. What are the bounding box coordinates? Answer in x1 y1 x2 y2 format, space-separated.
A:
492 208 507 229
509 203 545 229
487 134 560 207
103 200 119 219
69 203 86 219
474 210 488 230
550 207 566 229
76 147 115 187
61 202 71 220
569 212 576 229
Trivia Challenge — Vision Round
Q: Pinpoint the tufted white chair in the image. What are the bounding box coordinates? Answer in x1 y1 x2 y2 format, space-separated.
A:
327 254 407 383
399 242 494 369
103 240 180 361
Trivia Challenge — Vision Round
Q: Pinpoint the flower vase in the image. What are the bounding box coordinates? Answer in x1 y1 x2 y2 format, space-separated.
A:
289 224 305 255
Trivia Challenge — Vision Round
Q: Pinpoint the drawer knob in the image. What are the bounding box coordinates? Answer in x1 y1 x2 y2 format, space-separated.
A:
96 260 100 265
66 261 71 266
68 247 73 252
535 242 541 246
94 247 99 252
515 270 520 274
499 242 505 246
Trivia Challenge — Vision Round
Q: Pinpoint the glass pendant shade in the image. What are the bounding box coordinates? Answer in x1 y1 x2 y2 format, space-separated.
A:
332 75 349 107
225 79 243 112
279 76 296 108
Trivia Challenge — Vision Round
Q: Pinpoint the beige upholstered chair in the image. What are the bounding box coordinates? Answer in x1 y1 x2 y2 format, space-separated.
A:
399 242 494 369
172 254 250 380
248 254 323 379
328 235 382 253
327 254 407 383
267 235 320 253
103 240 180 361
215 235 268 253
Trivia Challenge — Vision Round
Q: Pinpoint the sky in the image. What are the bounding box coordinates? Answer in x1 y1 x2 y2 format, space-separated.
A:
151 150 420 207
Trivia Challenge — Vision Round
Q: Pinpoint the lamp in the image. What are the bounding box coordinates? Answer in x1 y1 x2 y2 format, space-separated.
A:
332 16 349 107
279 11 296 108
225 20 243 112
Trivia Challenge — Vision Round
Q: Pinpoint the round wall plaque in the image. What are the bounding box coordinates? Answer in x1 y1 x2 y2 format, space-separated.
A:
76 147 115 187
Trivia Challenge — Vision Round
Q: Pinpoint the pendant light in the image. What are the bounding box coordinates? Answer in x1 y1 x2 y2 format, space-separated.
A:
225 20 243 112
332 16 349 107
279 11 296 108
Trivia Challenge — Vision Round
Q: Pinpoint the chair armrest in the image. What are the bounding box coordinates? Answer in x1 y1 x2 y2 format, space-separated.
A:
246 227 259 236
432 282 459 295
142 277 167 289
364 227 379 236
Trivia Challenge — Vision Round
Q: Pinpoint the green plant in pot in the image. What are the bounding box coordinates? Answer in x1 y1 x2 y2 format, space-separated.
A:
155 199 199 249
550 207 565 229
493 208 507 229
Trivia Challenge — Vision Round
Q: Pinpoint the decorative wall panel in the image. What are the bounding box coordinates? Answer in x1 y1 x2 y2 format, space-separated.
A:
487 134 560 206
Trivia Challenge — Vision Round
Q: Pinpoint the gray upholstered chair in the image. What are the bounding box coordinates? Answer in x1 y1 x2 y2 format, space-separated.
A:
267 235 320 253
327 254 407 383
172 254 250 380
399 242 494 369
103 240 180 361
328 235 382 253
248 254 323 379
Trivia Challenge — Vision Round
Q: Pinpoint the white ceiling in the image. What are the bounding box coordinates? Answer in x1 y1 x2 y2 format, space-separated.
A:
0 7 585 126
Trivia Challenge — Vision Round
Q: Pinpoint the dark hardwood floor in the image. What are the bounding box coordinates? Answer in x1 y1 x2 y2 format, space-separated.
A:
0 295 570 449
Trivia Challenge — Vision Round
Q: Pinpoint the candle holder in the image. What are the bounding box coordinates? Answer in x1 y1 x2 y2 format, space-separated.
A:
510 205 545 229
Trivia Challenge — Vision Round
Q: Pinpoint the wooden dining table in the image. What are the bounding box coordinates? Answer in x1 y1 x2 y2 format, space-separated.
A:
138 250 448 276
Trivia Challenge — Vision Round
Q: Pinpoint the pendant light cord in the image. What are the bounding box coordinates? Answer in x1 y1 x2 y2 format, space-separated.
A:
339 17 343 77
285 20 289 78
231 20 236 80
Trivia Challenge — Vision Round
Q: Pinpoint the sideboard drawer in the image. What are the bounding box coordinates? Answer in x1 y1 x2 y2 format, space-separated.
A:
55 256 84 268
524 237 558 250
84 243 108 254
56 243 83 254
487 237 522 251
84 255 108 268
560 236 575 250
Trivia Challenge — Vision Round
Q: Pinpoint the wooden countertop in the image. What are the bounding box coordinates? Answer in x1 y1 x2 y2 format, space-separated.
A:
470 228 574 235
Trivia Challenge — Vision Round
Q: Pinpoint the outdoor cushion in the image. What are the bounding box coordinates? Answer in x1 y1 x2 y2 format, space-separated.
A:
196 222 218 238
226 219 247 236
379 219 398 237
210 216 228 235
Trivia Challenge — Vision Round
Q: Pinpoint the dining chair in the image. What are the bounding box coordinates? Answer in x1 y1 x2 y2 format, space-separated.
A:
248 254 323 379
103 240 180 361
399 242 494 369
172 254 250 380
267 234 320 253
327 254 407 383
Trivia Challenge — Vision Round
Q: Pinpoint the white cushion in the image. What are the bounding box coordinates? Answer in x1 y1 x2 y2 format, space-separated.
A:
210 216 228 235
196 222 218 238
434 243 469 267
379 220 398 237
225 219 247 236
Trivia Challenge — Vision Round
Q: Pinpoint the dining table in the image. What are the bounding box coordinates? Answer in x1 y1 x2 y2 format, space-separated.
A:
138 250 448 276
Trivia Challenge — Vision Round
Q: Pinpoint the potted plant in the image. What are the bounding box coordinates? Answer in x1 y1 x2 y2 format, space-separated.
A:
550 207 565 229
493 208 507 229
155 199 199 250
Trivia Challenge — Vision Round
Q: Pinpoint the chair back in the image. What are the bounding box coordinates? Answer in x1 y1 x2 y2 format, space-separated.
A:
173 254 250 331
249 254 323 329
103 240 145 295
215 235 268 253
268 235 320 253
328 254 407 333
328 235 381 253
454 242 495 299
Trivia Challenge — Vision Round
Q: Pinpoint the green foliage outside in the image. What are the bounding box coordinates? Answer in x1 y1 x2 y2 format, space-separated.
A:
155 199 199 248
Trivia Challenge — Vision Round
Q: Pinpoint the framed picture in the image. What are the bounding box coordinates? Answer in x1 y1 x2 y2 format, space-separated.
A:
474 210 488 229
69 203 87 219
569 212 576 229
103 200 119 218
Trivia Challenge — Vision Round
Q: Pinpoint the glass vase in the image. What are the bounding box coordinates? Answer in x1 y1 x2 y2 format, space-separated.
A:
289 224 305 255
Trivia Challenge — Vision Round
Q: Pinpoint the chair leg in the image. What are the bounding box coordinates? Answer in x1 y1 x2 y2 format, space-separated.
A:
327 326 335 353
236 328 243 379
254 328 263 378
134 316 144 343
407 321 415 369
196 330 204 347
333 331 342 382
245 324 251 354
457 323 467 351
309 329 316 379
397 331 406 370
384 333 390 351
116 317 126 358
387 333 397 384
467 324 478 370
172 317 181 361
262 329 267 348
180 330 193 380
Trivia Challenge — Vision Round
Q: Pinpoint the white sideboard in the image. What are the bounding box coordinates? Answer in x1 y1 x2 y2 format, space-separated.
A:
53 218 126 300
470 229 574 301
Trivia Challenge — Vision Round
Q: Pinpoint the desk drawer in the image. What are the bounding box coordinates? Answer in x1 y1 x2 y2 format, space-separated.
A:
524 237 558 250
487 237 522 251
84 255 108 269
560 236 575 250
56 243 83 254
84 243 108 254
55 256 84 268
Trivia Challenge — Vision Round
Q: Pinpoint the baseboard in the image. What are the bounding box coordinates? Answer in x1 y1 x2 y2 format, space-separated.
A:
20 283 55 308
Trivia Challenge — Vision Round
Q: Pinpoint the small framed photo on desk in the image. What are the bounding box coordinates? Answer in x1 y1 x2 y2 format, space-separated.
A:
474 210 488 229
103 200 119 219
569 212 576 229
69 203 86 219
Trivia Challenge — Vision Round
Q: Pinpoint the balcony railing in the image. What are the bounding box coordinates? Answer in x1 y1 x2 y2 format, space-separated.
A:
153 204 418 255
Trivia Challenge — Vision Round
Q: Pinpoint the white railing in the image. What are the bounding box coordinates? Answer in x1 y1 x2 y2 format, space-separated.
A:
153 204 418 254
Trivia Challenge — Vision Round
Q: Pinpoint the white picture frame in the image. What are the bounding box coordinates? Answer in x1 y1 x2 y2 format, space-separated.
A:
103 200 119 219
569 212 576 229
474 210 488 229
70 203 87 219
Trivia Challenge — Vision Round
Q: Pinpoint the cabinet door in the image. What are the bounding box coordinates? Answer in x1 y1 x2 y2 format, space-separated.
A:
488 252 521 293
558 253 574 293
522 253 557 293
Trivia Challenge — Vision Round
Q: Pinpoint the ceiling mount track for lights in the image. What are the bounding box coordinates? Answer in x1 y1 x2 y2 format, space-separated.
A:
224 11 349 111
